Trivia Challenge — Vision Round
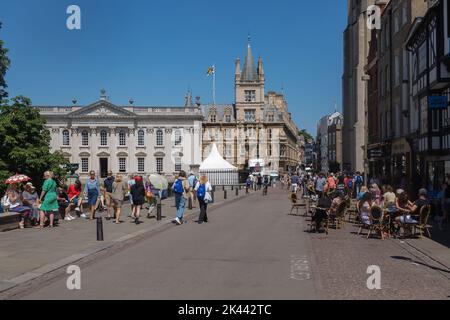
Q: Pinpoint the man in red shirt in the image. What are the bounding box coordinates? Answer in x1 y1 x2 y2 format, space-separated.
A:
66 180 83 220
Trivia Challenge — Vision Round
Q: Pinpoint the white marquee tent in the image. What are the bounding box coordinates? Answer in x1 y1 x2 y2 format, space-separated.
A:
200 143 239 186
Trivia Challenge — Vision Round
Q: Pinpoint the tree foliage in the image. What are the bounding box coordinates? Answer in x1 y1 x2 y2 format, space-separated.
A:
0 96 68 193
0 22 10 100
298 129 314 142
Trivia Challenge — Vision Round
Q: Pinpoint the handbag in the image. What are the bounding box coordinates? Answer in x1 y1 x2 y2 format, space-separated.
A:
204 191 213 204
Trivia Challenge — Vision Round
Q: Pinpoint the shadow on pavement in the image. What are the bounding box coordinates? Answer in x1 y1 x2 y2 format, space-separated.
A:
391 256 450 274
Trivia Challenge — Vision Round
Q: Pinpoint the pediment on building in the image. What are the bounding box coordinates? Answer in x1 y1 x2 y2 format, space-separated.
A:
68 100 137 119
97 151 111 157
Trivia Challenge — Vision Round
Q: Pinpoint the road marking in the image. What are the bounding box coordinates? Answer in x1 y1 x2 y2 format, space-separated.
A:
290 255 311 281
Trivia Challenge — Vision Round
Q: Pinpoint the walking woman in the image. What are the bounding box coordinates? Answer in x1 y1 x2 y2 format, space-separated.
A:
38 171 59 229
112 175 127 224
130 175 145 225
84 171 100 220
194 175 212 224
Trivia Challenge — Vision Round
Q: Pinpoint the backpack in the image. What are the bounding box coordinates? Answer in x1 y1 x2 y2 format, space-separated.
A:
192 177 198 189
197 183 206 200
173 179 184 194
356 175 363 184
347 179 353 189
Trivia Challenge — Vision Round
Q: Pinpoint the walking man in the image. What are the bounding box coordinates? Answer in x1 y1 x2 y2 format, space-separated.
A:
172 170 190 225
103 170 115 220
187 172 198 209
354 171 364 198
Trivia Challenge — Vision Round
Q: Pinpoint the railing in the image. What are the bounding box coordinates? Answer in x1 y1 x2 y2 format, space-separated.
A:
199 169 239 186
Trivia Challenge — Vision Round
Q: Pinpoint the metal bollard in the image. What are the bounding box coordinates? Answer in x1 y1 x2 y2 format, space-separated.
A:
231 185 234 190
224 189 227 200
96 217 104 241
188 196 193 210
246 187 249 194
211 190 215 203
157 198 162 221
223 185 225 191
235 188 239 197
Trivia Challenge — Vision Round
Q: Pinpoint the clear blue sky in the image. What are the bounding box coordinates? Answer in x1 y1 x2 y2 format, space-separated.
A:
1 0 346 136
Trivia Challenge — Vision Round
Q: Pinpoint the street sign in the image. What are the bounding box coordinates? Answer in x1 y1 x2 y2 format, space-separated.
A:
368 149 383 159
428 96 448 110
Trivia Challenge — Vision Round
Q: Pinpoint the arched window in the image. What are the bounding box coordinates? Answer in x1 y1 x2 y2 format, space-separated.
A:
62 130 70 146
100 130 108 146
119 130 126 146
174 129 182 146
156 129 164 146
138 130 145 146
81 130 89 146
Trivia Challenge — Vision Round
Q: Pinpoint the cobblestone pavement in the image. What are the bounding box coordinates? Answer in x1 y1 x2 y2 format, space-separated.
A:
1 186 449 299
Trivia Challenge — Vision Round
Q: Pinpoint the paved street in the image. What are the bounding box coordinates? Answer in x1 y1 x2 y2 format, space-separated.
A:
0 186 447 300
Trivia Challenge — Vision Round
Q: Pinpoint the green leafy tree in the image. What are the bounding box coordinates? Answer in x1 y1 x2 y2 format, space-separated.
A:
298 129 314 142
0 96 68 193
0 22 10 100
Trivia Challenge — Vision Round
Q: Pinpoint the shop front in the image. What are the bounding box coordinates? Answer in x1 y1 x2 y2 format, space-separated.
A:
390 138 411 193
424 155 450 196
367 143 390 185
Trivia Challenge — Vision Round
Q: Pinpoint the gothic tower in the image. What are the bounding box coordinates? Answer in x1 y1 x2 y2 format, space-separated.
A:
235 38 265 122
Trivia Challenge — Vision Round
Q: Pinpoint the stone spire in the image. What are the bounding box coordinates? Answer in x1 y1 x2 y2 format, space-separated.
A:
241 36 258 82
257 56 264 81
235 57 241 81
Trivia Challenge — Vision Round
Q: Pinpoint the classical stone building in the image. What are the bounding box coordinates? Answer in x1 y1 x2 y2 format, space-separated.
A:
343 0 377 173
201 42 301 175
37 92 203 180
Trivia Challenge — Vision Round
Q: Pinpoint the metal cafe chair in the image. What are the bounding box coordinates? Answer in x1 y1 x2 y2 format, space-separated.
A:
289 193 304 216
367 205 389 240
412 205 432 239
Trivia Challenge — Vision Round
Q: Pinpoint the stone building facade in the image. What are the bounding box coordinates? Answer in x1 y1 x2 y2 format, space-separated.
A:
37 94 203 180
201 42 301 175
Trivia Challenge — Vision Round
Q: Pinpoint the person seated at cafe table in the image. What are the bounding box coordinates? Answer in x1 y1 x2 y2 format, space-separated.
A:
329 191 344 218
311 193 332 233
359 192 373 226
396 189 412 214
395 188 429 227
382 185 397 213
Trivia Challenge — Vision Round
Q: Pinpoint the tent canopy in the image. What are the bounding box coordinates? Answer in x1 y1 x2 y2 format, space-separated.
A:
200 143 237 171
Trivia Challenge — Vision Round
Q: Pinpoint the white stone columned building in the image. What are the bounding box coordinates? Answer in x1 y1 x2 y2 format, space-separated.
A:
37 93 203 180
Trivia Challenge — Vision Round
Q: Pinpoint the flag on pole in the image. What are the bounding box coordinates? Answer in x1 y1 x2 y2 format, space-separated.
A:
207 65 215 76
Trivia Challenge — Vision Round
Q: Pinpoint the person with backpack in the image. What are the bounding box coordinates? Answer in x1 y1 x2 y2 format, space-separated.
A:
187 172 198 209
354 172 364 198
346 174 354 198
194 175 212 224
172 170 190 225
130 175 145 225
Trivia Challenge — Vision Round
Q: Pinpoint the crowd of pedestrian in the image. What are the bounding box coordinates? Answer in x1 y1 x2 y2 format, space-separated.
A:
282 170 449 234
0 169 217 230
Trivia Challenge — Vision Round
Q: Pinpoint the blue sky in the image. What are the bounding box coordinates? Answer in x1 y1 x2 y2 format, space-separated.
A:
1 0 346 135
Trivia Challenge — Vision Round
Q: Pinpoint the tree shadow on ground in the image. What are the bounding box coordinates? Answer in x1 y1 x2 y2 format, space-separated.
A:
391 256 450 274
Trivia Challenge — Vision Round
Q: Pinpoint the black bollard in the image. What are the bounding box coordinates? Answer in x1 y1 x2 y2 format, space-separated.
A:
223 185 225 191
157 199 162 221
235 188 239 197
224 189 227 200
211 189 215 203
96 217 104 241
231 185 234 190
188 196 193 210
246 187 249 194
